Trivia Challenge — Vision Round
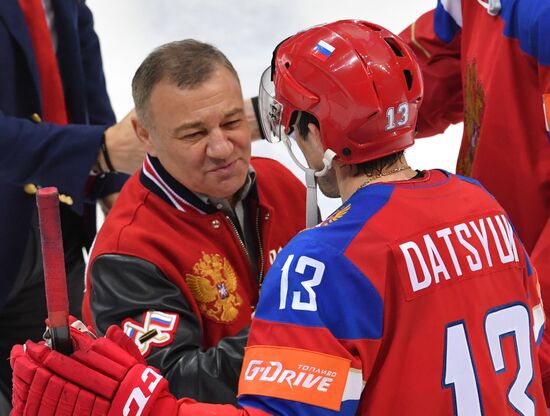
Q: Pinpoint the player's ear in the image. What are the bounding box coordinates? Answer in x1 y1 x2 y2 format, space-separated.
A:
307 122 321 142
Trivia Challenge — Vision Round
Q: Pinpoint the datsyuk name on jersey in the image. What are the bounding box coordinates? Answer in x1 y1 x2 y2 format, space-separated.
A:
394 212 521 300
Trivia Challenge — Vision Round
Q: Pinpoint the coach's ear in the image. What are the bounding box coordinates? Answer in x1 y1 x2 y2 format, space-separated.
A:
132 114 157 157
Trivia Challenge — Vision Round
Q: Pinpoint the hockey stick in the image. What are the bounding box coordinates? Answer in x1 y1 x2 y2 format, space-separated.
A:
36 187 73 355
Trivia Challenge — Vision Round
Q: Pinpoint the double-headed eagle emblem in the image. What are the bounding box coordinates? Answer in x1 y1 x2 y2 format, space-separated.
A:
319 204 351 227
185 252 242 323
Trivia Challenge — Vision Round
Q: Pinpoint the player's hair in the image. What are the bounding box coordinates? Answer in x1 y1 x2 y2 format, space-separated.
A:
295 110 405 177
132 39 240 127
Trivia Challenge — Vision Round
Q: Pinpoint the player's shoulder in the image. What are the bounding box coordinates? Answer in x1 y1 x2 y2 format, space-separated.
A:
299 186 393 253
498 0 550 64
460 0 550 65
452 172 483 187
258 211 385 340
451 172 497 200
504 0 550 32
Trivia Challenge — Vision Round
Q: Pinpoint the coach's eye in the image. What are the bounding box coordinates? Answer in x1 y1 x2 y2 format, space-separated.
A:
223 119 242 129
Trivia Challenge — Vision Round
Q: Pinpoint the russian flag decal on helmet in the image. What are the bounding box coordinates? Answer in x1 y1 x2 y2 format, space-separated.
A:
313 40 335 61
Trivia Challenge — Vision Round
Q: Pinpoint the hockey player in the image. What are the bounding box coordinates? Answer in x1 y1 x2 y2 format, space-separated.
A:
9 20 550 415
399 1 550 338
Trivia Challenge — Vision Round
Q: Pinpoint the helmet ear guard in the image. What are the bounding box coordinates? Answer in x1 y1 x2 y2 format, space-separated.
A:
277 67 319 112
266 36 319 137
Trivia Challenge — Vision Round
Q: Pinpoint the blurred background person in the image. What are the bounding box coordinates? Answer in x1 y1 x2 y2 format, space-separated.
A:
0 0 146 411
399 0 550 364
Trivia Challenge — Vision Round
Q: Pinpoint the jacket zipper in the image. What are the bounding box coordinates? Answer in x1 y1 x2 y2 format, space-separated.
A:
225 208 265 287
225 215 248 257
256 207 265 287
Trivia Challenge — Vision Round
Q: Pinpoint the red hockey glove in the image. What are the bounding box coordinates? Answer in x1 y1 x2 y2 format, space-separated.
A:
10 319 178 416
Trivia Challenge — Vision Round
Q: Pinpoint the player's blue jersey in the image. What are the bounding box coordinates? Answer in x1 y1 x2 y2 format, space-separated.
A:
235 170 546 415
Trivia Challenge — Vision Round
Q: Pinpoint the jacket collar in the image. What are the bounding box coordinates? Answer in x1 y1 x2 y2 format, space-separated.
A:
140 155 211 214
140 155 257 215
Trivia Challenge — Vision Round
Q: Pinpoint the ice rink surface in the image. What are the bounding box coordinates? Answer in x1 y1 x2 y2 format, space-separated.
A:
87 0 463 218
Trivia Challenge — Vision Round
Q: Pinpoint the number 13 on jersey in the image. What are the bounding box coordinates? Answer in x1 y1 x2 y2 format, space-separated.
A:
279 254 325 312
443 303 537 416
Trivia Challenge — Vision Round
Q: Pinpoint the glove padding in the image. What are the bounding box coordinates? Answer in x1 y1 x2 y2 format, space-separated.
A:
10 319 177 416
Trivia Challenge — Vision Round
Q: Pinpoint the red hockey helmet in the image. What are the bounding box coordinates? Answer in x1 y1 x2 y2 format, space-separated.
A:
259 19 423 164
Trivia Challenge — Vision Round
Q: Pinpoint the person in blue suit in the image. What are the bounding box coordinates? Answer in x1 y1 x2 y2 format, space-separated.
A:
0 0 147 408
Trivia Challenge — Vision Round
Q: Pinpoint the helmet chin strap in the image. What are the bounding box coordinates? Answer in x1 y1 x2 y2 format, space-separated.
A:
282 134 337 228
476 0 501 15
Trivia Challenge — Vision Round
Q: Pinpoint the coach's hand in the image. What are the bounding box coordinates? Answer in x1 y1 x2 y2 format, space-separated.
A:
10 319 177 415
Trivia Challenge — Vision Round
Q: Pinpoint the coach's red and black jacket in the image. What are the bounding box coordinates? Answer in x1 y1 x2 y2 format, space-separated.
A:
82 155 306 404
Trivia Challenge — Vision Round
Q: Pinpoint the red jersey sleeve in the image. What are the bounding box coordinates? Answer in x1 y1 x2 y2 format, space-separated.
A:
399 9 463 138
533 220 550 404
531 7 550 400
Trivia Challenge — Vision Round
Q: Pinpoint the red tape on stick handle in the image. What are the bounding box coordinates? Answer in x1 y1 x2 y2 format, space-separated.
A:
36 187 72 355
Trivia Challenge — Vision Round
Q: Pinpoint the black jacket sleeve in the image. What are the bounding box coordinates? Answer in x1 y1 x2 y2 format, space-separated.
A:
90 254 248 404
